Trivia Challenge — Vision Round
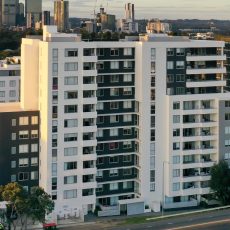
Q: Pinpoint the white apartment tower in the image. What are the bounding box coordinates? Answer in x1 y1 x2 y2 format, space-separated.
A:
20 27 228 218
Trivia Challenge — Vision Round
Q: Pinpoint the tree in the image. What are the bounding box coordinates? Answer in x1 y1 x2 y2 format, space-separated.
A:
210 161 230 205
27 187 54 224
0 183 54 230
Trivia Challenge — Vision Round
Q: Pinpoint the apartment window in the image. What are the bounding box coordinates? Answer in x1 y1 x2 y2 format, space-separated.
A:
151 62 155 73
11 133 16 140
110 115 119 123
0 81 5 87
110 48 119 56
97 116 104 124
64 76 78 85
110 75 119 82
123 141 132 149
64 176 77 184
19 117 28 125
124 168 132 176
64 91 78 99
176 87 185 95
97 89 104 97
11 147 16 155
173 102 180 110
173 142 180 150
96 171 103 178
11 175 16 182
31 130 38 139
64 133 77 142
97 130 103 137
0 91 5 97
97 143 104 151
124 48 132 56
18 172 29 181
167 61 174 69
97 75 104 83
52 48 58 60
65 62 78 71
31 116 38 125
123 87 132 95
173 169 180 177
224 153 230 160
176 61 185 69
225 127 230 134
9 90 16 97
110 128 118 136
64 105 77 113
64 119 78 128
110 102 119 109
31 144 38 152
123 128 132 135
123 155 132 162
64 147 78 156
96 62 104 70
97 48 104 56
124 61 133 69
31 157 38 166
225 113 230 120
110 61 119 69
110 169 118 177
110 183 118 191
225 101 230 107
97 157 104 165
176 48 185 56
151 48 156 59
123 114 132 122
173 182 180 191
96 102 104 110
123 74 132 82
123 101 132 109
167 48 174 56
11 119 16 126
150 170 155 182
19 131 29 139
52 163 57 177
110 88 119 96
109 142 119 150
167 74 174 82
31 171 38 180
9 80 16 87
176 74 185 82
19 144 29 153
173 129 180 137
173 115 180 123
173 156 180 164
64 162 77 170
52 63 58 76
65 49 78 57
11 161 16 168
225 140 230 147
64 189 77 199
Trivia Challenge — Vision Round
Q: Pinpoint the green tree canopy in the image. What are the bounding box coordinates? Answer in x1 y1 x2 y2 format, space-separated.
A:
210 161 230 205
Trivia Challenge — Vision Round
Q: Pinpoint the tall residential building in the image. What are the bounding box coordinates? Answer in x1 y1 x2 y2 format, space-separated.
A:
97 7 116 32
54 0 69 32
2 0 18 26
116 3 138 33
0 56 20 103
146 19 171 34
16 2 25 26
125 3 134 21
25 0 42 28
0 26 227 219
42 11 51 26
0 0 2 26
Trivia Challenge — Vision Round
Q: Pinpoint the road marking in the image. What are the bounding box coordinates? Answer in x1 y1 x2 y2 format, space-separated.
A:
167 218 230 230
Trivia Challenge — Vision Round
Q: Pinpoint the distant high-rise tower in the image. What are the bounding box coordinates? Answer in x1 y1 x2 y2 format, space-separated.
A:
25 0 42 28
42 11 51 26
125 3 134 22
16 2 25 26
2 0 19 26
54 0 69 32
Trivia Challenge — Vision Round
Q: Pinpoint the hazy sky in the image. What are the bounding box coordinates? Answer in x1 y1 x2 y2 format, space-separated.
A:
41 0 230 20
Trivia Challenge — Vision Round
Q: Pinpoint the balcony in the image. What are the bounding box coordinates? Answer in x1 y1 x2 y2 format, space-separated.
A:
83 160 95 169
83 147 95 155
83 174 95 183
83 133 95 141
187 55 226 62
186 66 226 75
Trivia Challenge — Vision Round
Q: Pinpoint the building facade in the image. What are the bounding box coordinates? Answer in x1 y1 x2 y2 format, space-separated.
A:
54 0 69 32
0 56 20 103
0 103 39 191
17 27 229 218
25 0 42 28
2 0 18 26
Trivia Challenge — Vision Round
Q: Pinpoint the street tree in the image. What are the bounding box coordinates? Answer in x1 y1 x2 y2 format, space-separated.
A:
210 160 230 205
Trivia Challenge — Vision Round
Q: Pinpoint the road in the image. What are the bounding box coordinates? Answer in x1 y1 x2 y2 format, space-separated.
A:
59 208 230 230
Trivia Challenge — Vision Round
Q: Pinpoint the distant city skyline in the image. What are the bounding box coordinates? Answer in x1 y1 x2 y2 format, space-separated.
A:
38 0 230 20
